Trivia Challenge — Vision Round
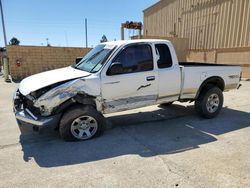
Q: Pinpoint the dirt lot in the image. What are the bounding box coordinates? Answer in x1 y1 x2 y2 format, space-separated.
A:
0 77 250 188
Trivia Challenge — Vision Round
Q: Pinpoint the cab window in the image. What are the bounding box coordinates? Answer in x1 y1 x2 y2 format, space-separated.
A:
110 44 153 75
155 44 173 68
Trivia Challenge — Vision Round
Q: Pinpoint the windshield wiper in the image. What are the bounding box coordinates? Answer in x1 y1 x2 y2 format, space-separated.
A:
72 65 81 70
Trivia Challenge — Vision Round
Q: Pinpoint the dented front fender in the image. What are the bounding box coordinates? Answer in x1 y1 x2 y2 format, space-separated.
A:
33 78 101 116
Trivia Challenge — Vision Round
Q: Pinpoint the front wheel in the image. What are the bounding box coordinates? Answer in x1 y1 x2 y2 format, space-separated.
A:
59 105 105 141
195 86 223 119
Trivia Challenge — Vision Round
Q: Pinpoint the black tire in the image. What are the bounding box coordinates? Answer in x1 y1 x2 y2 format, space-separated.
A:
195 86 223 119
59 105 105 142
160 102 174 107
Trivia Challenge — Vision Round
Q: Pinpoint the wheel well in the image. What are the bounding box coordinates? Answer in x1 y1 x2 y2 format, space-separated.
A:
196 77 225 98
54 94 96 114
74 94 96 108
53 95 97 129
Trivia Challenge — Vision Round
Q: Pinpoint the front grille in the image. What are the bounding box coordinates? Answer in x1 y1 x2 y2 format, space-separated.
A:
13 90 22 110
17 93 41 116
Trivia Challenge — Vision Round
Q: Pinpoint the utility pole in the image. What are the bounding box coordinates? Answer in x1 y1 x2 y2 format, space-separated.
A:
0 0 11 82
64 31 69 47
0 0 7 48
85 18 88 48
121 26 124 40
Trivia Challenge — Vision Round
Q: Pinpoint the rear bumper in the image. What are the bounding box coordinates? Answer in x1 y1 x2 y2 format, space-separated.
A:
15 109 61 127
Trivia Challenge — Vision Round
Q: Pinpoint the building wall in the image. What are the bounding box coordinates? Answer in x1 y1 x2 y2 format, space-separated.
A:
144 0 250 50
187 48 250 78
7 45 91 81
132 35 189 61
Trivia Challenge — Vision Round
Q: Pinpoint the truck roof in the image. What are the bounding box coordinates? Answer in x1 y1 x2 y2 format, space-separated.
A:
103 39 170 46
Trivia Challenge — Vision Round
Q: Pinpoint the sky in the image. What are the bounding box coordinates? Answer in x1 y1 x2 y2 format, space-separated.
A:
0 0 158 48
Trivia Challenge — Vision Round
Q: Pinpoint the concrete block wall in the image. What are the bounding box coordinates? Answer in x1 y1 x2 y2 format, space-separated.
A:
7 44 250 81
7 45 92 81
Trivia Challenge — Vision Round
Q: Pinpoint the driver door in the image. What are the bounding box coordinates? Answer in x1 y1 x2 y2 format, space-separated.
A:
101 43 158 113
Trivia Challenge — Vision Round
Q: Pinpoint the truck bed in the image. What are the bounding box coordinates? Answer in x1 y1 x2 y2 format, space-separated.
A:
179 62 241 99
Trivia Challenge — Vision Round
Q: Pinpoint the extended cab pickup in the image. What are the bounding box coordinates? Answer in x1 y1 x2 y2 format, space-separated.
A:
13 39 241 141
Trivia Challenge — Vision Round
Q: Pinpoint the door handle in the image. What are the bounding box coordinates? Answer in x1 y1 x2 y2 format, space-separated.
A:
146 76 155 81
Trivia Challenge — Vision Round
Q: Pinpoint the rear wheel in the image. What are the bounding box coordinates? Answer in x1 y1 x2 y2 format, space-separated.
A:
59 105 105 141
195 86 223 119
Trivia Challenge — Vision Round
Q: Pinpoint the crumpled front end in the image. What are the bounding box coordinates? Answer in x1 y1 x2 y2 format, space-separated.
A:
13 78 101 128
13 89 61 127
33 79 96 116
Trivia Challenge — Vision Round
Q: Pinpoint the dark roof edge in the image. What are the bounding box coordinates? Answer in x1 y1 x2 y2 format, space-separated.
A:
143 0 161 12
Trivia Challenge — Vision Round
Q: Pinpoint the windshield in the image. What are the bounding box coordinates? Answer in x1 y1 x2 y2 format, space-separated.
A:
74 44 115 73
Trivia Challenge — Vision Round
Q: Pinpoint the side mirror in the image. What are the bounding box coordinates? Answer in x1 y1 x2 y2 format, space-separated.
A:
75 57 82 64
107 62 123 75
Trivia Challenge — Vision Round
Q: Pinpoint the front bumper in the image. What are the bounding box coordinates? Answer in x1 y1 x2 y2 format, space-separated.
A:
13 89 61 127
15 109 61 127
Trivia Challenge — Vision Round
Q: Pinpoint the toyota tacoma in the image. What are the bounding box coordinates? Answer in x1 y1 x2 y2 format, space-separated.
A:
13 40 241 141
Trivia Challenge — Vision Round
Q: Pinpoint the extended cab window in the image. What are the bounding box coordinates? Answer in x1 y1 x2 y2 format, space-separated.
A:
155 44 173 68
111 44 153 74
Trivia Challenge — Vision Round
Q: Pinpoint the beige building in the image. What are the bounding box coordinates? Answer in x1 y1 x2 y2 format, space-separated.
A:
144 0 250 50
143 0 250 78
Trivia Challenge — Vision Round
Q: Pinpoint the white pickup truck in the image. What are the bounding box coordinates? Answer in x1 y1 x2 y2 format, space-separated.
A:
13 39 241 141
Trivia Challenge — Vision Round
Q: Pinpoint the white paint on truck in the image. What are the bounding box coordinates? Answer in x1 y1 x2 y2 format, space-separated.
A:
19 66 91 95
13 39 241 138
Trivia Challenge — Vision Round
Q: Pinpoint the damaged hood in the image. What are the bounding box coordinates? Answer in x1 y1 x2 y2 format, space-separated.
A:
19 66 91 95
